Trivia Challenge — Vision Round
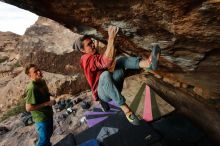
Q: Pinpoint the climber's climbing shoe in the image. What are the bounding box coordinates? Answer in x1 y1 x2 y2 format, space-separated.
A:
125 111 141 126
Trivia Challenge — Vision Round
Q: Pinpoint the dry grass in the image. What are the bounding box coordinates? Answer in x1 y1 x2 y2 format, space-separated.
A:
0 99 25 122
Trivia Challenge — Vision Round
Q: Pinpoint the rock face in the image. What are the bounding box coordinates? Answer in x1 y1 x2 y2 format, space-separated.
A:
2 0 219 95
0 0 220 144
0 32 24 115
17 16 90 95
0 31 20 53
17 17 83 75
0 31 20 73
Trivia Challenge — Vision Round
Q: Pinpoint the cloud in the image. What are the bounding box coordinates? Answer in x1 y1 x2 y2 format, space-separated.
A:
0 1 38 35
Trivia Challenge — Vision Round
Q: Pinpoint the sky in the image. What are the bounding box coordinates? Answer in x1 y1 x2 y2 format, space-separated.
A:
0 1 38 35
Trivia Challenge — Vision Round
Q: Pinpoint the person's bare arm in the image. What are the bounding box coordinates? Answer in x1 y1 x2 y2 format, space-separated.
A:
26 100 55 112
104 26 119 59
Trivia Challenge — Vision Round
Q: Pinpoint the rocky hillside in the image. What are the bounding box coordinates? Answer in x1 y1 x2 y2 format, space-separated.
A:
18 17 84 75
0 0 220 144
0 31 22 113
0 17 90 118
0 31 21 79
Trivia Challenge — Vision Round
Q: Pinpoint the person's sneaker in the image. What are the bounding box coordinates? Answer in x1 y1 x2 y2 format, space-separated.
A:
126 112 141 126
99 100 110 112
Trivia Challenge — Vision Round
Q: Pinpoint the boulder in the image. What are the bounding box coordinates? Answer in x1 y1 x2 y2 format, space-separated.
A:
17 17 83 75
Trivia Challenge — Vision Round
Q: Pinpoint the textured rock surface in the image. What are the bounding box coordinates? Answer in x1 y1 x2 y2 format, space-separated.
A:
145 75 220 144
2 0 219 94
0 0 220 144
17 17 83 75
0 31 20 52
0 31 21 72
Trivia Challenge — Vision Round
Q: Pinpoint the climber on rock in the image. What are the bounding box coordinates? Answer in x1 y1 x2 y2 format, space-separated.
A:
73 26 161 125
